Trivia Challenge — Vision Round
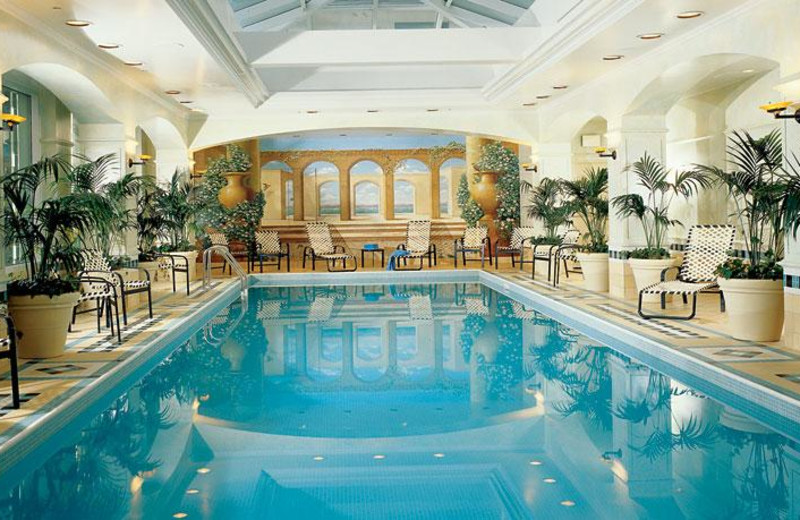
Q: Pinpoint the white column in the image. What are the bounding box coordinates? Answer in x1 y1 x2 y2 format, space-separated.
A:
781 106 800 347
526 142 572 230
606 115 668 299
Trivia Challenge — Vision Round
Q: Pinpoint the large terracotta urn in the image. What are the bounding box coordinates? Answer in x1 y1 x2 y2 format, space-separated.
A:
218 172 249 208
9 292 80 358
471 171 500 215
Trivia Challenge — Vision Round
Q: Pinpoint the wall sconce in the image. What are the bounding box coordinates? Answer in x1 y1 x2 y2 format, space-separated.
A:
595 147 617 160
522 163 538 172
128 154 152 168
601 449 622 462
760 101 800 123
1 93 26 132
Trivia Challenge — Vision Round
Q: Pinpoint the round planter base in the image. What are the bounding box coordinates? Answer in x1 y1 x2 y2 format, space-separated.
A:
718 278 783 342
629 257 677 303
9 292 80 359
576 252 609 292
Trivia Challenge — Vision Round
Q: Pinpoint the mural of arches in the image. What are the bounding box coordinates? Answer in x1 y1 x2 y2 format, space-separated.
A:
395 158 430 175
393 179 416 215
354 325 387 382
263 160 293 172
350 160 383 176
307 327 343 382
318 180 341 216
353 181 381 217
304 161 339 177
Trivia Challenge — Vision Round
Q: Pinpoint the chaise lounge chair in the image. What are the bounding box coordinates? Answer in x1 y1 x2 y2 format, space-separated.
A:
495 227 538 270
638 224 736 320
81 250 152 326
453 226 492 268
395 220 436 270
303 221 358 272
252 230 291 272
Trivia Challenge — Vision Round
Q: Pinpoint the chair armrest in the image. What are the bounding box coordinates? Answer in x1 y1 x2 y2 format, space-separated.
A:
137 266 152 282
153 253 175 267
78 275 120 298
519 236 536 249
660 265 680 282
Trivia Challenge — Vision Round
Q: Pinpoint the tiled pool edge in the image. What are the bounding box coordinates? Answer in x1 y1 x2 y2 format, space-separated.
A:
0 280 241 475
477 271 800 432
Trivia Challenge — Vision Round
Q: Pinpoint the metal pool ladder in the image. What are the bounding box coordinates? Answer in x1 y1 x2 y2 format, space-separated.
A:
202 246 248 301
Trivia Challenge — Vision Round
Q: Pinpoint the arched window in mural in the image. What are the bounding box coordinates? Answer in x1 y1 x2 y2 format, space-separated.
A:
395 158 430 175
263 160 293 172
318 181 340 216
307 326 343 382
354 181 380 217
350 160 383 176
285 179 294 218
354 325 387 382
439 158 466 217
394 179 415 215
303 161 339 177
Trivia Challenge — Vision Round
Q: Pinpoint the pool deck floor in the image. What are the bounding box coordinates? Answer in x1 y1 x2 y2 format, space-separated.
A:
1 256 799 453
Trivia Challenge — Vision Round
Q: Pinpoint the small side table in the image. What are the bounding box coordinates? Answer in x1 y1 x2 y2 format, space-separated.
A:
361 247 385 268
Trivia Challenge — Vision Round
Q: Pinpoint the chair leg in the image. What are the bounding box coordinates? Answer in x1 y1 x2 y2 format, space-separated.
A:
682 294 688 304
172 268 177 293
9 345 20 409
120 290 129 326
661 293 667 310
287 251 291 273
96 298 102 332
113 298 122 343
720 292 726 313
185 271 190 296
147 288 153 320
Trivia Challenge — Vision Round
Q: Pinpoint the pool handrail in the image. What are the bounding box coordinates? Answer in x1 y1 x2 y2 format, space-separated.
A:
203 245 248 300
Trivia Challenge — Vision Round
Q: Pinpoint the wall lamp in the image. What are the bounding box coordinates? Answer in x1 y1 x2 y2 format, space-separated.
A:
522 163 538 172
595 147 617 160
601 449 622 462
760 101 800 123
128 154 152 168
1 94 27 132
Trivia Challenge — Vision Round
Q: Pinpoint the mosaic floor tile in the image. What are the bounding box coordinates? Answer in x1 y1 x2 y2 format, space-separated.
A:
688 346 796 363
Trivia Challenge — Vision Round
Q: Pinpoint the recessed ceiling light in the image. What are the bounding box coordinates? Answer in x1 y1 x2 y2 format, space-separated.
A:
367 109 379 113
373 454 386 460
433 453 445 458
543 478 557 484
677 11 703 19
522 102 537 107
306 110 318 114
173 513 188 519
124 61 143 67
426 108 439 112
312 456 325 461
98 43 120 50
165 90 181 95
190 108 205 113
603 54 624 61
742 69 755 74
637 33 664 40
52 6 62 10
196 467 211 474
553 85 568 90
179 100 193 104
65 19 91 27
529 460 542 466
536 95 550 100
185 489 200 495
560 500 576 507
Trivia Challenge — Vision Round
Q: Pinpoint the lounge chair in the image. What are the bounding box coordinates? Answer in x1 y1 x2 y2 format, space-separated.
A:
638 224 736 320
395 220 436 270
303 222 358 272
208 232 250 274
81 250 152 326
252 230 290 272
529 229 581 282
0 314 20 409
495 227 538 270
453 226 492 268
155 253 192 295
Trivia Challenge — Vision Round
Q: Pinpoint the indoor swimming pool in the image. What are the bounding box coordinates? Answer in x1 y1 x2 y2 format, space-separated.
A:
1 282 798 519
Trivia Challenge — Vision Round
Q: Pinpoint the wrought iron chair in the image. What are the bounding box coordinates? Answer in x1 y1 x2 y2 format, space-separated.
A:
252 230 290 272
395 220 436 270
81 250 152 326
530 229 581 282
155 253 192 295
495 227 538 270
71 274 122 343
453 226 492 268
0 313 20 409
303 222 358 272
638 225 736 320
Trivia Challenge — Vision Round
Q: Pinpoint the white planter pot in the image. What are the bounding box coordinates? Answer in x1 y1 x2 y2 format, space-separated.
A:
8 292 80 359
138 261 159 281
629 258 677 303
575 252 609 292
717 278 784 342
165 251 199 282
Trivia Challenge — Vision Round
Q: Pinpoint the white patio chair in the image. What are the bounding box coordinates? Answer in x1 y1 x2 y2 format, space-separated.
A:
303 221 358 272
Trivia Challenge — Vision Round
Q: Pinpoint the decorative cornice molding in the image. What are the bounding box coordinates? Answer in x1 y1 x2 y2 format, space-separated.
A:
482 0 644 102
0 3 188 121
165 0 269 108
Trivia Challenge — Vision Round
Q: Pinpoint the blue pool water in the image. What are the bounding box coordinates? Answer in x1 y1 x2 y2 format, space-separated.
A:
1 282 799 519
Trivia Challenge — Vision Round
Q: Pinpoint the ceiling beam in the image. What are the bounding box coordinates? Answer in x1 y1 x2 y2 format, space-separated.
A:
236 0 297 27
449 6 509 26
165 0 269 107
246 0 337 31
418 0 471 28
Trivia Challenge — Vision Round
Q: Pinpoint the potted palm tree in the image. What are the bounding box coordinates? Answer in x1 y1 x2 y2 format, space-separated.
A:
157 170 198 280
523 178 572 276
612 154 710 301
2 155 109 358
561 167 609 291
695 130 797 342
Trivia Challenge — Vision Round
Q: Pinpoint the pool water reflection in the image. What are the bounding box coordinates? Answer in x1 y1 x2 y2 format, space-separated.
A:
1 283 798 519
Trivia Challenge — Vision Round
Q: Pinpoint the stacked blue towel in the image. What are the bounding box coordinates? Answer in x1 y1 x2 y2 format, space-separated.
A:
386 249 409 271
